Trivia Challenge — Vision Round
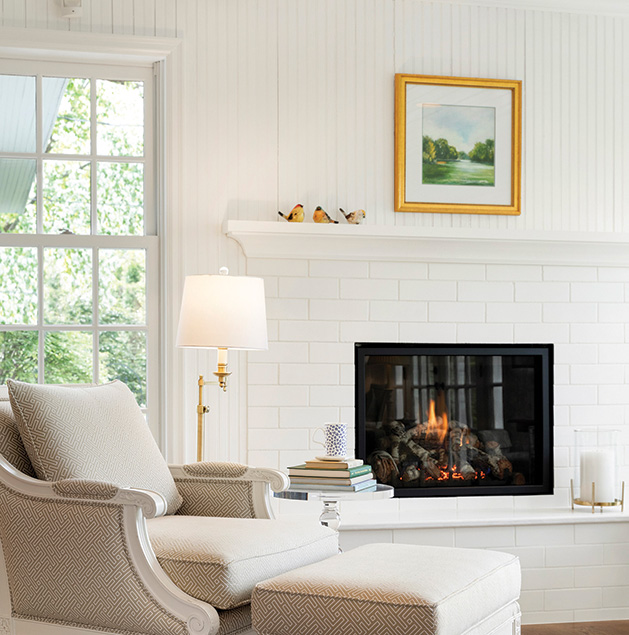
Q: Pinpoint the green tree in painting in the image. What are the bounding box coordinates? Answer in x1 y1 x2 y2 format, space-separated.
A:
469 139 495 165
422 135 436 163
422 135 459 163
433 138 450 161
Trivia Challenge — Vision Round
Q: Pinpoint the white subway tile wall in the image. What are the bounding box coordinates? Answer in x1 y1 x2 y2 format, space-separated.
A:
248 257 629 624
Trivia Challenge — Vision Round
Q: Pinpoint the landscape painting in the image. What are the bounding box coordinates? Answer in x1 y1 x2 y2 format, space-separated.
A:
422 104 495 187
394 73 522 215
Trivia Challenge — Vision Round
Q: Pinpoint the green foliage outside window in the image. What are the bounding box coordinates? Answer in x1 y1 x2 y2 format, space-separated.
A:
0 77 147 404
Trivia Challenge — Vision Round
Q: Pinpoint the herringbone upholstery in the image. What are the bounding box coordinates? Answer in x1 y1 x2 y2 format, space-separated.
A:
175 479 255 517
0 398 36 478
147 515 339 610
0 481 188 635
51 479 120 500
252 543 521 635
217 604 252 635
7 380 182 514
182 462 249 478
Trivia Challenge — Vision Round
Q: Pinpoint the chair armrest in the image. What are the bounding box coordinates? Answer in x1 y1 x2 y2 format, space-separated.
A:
169 462 289 519
0 455 219 635
0 453 168 519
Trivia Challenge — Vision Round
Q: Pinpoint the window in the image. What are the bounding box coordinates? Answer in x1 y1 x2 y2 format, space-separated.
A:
0 59 159 433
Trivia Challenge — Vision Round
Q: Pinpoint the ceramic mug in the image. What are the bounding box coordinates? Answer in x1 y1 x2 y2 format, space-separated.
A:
312 422 348 457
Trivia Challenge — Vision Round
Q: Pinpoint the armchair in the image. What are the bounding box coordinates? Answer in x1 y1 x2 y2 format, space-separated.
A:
0 388 338 635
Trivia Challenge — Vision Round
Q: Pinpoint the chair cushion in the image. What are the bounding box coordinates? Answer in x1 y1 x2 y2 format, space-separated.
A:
252 543 521 635
7 380 182 514
0 396 36 477
146 515 339 610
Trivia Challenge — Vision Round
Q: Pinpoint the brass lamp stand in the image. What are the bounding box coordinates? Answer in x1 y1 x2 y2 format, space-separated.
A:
176 269 268 463
195 350 231 462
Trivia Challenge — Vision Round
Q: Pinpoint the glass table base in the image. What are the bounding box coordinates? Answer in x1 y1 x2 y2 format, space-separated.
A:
274 484 394 531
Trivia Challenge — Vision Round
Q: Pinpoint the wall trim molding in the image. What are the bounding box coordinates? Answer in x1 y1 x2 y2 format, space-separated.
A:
441 0 629 17
225 220 629 267
339 507 629 532
0 27 180 65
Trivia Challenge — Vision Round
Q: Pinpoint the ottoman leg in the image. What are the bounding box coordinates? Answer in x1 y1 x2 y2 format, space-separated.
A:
514 611 522 635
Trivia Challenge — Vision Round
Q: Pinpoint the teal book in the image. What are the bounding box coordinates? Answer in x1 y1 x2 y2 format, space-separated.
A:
287 464 372 479
288 479 378 492
288 472 373 486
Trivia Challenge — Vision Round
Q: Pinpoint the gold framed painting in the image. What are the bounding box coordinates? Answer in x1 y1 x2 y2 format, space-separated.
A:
395 74 522 215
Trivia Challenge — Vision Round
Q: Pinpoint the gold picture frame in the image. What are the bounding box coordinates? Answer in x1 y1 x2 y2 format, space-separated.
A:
395 74 522 215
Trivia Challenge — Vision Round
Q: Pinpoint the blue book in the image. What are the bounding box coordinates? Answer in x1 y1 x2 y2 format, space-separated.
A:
288 478 377 492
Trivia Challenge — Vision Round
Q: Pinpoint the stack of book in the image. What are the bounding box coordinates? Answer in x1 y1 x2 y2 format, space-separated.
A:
287 458 377 492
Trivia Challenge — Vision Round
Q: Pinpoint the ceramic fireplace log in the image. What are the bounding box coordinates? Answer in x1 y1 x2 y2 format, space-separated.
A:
388 422 441 479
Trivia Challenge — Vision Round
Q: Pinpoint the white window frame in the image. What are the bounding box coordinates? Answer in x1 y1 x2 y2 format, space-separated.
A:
0 29 179 449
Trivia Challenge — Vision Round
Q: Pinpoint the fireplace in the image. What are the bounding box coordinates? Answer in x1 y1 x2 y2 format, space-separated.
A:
355 343 554 498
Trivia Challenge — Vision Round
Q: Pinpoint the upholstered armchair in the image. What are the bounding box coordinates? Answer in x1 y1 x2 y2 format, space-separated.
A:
0 383 339 635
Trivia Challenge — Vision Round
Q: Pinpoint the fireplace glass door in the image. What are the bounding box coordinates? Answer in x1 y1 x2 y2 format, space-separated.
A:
355 344 553 498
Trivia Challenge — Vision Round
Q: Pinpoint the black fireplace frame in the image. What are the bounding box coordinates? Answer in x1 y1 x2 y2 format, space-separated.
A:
355 342 554 498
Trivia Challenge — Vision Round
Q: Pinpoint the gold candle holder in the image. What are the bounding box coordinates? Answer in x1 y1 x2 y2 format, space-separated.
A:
571 479 625 514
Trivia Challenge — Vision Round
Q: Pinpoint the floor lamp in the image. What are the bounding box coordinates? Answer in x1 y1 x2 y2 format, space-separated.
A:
176 268 268 462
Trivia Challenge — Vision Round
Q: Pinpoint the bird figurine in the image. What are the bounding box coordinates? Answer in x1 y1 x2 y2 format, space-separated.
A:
312 206 338 224
278 204 304 222
339 208 366 224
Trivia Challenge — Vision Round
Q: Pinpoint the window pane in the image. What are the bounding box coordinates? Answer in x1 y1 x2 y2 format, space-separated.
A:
0 74 35 153
43 160 91 234
0 247 37 324
99 249 146 325
0 331 38 383
43 248 92 325
97 162 143 235
97 80 144 156
99 331 146 406
44 331 92 383
44 77 90 155
0 159 36 233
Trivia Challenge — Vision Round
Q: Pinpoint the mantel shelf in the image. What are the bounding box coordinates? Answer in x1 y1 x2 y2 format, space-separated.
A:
225 220 629 266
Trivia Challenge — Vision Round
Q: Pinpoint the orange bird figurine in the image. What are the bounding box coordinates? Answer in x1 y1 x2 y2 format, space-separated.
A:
278 204 304 222
339 208 366 224
313 206 338 224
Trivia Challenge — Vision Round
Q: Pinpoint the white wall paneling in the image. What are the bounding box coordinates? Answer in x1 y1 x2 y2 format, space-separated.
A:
5 0 629 458
3 2 629 622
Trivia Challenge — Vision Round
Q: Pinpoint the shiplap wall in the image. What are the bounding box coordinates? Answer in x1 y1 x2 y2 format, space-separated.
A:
3 0 629 464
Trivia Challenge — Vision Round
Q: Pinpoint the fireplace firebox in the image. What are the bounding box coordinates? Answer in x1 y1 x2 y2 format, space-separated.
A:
355 343 554 498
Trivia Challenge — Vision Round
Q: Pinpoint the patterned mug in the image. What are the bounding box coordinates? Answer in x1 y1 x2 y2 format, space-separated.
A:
312 422 348 457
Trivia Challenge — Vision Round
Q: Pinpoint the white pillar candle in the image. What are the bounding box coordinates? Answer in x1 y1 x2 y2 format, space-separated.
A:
580 450 616 503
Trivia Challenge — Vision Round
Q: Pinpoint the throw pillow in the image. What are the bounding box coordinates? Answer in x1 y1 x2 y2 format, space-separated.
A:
7 380 182 514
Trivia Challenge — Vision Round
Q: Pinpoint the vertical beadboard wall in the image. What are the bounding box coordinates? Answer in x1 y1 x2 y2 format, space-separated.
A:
2 0 629 464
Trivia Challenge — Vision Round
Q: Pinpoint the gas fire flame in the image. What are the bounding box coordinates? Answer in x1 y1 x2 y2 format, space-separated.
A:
425 399 449 445
416 400 487 483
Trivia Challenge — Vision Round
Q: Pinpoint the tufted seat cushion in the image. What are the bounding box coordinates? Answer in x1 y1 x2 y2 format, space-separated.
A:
252 543 521 635
146 515 339 610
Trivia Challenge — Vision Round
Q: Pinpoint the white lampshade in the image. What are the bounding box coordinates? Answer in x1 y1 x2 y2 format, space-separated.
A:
176 272 268 350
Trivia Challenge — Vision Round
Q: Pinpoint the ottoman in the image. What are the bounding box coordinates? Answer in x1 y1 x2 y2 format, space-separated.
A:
252 543 521 635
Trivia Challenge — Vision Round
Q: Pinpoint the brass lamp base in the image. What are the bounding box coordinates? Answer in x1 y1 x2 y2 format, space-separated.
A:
195 365 231 462
571 479 625 514
197 375 209 463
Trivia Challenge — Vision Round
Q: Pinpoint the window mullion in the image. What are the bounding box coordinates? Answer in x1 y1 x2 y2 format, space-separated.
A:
93 246 99 384
37 244 44 383
91 77 99 385
36 73 43 235
90 77 98 235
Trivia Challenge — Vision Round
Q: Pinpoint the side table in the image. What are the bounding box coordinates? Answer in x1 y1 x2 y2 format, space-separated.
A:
274 484 394 530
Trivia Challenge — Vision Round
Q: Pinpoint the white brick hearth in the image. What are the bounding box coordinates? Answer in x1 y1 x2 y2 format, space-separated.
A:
229 222 629 625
